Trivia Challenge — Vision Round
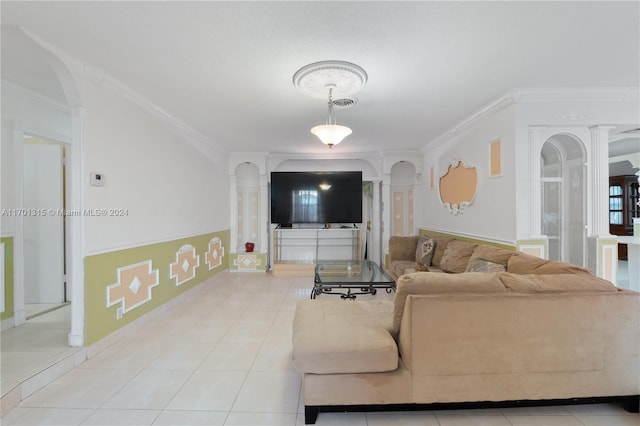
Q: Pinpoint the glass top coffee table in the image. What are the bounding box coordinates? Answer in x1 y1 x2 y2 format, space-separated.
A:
312 260 395 299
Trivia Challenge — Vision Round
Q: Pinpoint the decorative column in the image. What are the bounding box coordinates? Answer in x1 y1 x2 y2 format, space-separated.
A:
529 126 545 238
517 126 548 259
588 125 617 283
259 174 269 258
228 174 238 252
589 126 615 236
370 180 381 265
381 174 391 267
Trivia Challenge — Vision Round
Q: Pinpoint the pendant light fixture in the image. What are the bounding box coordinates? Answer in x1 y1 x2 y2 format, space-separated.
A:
310 86 352 148
293 60 367 148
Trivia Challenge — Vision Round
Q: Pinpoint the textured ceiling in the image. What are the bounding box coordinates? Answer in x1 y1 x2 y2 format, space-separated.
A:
2 1 639 155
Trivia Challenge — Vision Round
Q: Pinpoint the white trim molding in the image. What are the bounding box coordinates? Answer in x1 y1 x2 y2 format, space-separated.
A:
423 87 640 151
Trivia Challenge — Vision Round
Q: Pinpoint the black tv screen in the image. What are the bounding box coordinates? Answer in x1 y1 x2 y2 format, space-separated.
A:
270 171 362 224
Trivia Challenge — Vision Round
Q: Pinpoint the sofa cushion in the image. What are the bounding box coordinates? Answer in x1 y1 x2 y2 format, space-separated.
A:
439 240 477 273
292 300 398 374
468 258 507 273
430 236 453 268
507 253 592 275
465 244 517 272
499 272 617 293
415 236 436 270
389 260 417 280
389 236 420 263
392 272 507 335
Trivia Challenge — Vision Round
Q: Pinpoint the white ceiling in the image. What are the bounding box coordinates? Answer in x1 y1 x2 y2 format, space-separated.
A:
2 1 639 156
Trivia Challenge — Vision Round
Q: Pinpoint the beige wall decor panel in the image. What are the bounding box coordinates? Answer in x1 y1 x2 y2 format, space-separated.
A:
429 166 435 189
393 191 405 236
600 240 617 284
408 191 414 234
489 140 502 177
205 237 225 270
237 193 244 244
169 244 200 286
233 254 262 271
248 191 259 243
106 260 159 315
517 242 547 259
439 160 478 215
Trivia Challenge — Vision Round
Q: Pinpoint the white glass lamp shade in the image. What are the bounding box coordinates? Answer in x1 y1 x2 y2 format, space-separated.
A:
310 124 352 148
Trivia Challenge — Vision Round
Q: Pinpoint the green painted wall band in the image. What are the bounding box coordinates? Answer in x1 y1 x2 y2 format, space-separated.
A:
84 230 229 345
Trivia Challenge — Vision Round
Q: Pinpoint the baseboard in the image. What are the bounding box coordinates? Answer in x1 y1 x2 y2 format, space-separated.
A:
304 395 639 424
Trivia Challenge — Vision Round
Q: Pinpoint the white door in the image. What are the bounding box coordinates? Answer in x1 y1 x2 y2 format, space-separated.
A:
23 143 64 304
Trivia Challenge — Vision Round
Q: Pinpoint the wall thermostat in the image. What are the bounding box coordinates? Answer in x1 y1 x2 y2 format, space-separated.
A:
90 172 104 186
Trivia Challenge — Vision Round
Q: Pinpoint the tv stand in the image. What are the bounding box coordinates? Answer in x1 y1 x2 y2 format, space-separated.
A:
272 228 361 277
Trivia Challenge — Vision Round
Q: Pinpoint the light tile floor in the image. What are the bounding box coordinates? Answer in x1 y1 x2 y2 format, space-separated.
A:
2 271 639 425
1 304 81 399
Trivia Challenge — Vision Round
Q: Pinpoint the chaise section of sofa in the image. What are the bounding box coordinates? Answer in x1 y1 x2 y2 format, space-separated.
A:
293 256 640 424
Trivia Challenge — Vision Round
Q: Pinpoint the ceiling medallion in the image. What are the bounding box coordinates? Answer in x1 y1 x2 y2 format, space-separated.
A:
293 61 367 148
293 60 368 99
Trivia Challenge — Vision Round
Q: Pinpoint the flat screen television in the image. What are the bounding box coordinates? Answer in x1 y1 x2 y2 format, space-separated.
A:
270 171 362 225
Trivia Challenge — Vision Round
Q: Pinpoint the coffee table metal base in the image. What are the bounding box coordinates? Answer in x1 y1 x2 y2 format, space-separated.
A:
311 283 394 300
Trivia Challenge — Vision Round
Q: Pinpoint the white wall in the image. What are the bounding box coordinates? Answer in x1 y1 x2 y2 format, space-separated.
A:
419 104 517 244
82 81 229 254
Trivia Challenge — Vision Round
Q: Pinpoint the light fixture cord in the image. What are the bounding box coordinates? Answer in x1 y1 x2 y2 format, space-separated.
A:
326 88 336 125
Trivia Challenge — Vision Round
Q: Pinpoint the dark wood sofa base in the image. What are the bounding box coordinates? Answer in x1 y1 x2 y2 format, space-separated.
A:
304 395 640 424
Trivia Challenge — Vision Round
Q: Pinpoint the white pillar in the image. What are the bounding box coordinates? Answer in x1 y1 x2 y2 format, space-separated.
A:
229 175 238 251
381 175 391 264
370 180 381 265
587 125 617 281
528 126 545 238
589 125 615 236
68 107 85 347
259 174 269 254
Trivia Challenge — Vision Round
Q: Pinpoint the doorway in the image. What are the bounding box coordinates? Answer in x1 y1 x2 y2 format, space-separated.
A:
540 134 587 265
22 137 68 319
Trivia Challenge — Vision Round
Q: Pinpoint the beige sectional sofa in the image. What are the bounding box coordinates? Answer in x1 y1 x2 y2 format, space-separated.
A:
292 235 640 424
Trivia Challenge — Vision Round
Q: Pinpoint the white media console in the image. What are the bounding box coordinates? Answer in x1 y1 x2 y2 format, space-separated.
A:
272 228 361 266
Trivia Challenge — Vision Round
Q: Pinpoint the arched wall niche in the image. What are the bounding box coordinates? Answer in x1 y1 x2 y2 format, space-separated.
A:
540 133 587 266
390 161 417 236
234 162 261 252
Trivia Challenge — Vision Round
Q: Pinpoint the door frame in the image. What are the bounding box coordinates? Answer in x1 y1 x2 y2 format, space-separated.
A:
12 109 84 346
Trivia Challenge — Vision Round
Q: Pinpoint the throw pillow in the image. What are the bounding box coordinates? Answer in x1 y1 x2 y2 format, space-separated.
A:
415 262 430 272
439 240 477 273
415 236 436 270
469 258 507 273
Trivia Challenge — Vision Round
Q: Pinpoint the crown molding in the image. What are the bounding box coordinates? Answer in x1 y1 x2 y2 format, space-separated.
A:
422 91 515 152
83 66 228 166
510 87 639 103
422 87 640 152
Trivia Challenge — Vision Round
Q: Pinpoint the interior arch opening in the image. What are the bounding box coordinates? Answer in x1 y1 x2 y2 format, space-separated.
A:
541 134 586 265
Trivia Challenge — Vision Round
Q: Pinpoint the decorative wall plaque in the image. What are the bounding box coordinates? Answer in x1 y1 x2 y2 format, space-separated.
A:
439 160 477 215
